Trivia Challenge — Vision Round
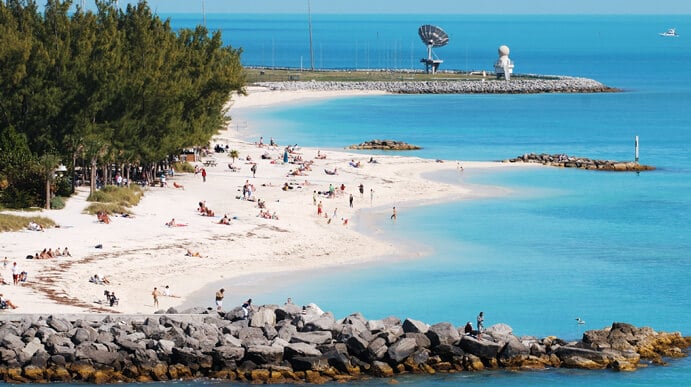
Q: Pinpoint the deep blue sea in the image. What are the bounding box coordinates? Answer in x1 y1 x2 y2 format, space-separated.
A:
60 13 691 386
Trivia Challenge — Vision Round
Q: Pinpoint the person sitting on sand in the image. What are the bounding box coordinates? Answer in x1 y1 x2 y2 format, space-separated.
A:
97 211 111 224
185 249 203 258
316 150 326 159
0 293 18 309
162 285 181 298
219 214 231 225
173 182 185 190
62 247 71 257
166 218 187 227
27 221 44 231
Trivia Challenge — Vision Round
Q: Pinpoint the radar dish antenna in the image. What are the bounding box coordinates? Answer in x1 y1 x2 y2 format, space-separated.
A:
418 25 449 74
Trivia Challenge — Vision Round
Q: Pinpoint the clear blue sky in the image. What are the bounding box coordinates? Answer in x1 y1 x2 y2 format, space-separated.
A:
88 0 691 14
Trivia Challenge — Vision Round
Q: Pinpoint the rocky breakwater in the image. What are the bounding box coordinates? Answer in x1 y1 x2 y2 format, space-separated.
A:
346 139 421 150
255 76 618 94
0 306 688 384
505 153 656 172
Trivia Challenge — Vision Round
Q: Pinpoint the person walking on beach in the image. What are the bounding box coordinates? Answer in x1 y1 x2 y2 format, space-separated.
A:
201 168 207 182
349 194 353 208
390 206 397 220
317 201 323 216
359 183 364 198
251 163 257 178
215 288 225 311
11 262 19 285
370 188 374 206
152 287 160 309
313 191 317 205
477 311 485 340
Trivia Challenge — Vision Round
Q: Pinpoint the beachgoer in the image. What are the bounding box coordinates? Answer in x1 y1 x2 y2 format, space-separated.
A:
370 188 374 206
0 293 18 309
185 249 202 257
3 257 7 268
464 321 473 335
391 206 397 220
359 183 364 198
63 247 71 257
242 298 253 319
333 208 338 220
313 191 317 205
477 312 484 339
201 168 207 182
251 163 257 178
11 262 19 285
317 201 323 216
349 194 353 208
152 287 160 309
286 297 293 305
215 288 225 311
162 285 180 297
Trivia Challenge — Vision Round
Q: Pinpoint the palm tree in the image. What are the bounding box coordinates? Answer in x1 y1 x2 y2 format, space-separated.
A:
36 154 61 209
229 149 239 164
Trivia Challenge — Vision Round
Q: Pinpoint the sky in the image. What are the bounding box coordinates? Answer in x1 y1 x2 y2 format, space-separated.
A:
74 0 691 15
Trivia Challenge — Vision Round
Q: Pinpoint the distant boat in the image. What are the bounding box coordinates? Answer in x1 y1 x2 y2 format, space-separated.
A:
659 28 679 37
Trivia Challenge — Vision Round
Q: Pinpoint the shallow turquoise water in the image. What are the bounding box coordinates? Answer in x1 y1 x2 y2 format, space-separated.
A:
60 13 691 387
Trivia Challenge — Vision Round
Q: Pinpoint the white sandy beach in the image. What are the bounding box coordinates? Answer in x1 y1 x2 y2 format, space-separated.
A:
0 87 529 315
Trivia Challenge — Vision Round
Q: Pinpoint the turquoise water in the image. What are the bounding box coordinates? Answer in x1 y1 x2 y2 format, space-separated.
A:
51 14 691 386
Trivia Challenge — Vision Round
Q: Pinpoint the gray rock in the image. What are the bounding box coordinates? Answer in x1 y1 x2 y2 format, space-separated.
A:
304 313 336 332
245 344 283 364
289 355 330 372
402 318 429 334
367 337 388 360
427 322 461 347
459 335 503 359
250 307 276 328
291 331 333 345
284 342 323 358
388 337 417 362
46 316 72 333
157 339 175 354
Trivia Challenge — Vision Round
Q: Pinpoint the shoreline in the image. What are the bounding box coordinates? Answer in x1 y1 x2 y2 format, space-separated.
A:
0 88 532 315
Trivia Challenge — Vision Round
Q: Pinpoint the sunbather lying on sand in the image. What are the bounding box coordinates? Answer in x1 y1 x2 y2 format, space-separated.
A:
185 249 203 258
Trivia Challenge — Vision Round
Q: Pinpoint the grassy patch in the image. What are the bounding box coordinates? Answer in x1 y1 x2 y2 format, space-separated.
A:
172 161 196 173
84 185 143 215
0 213 56 232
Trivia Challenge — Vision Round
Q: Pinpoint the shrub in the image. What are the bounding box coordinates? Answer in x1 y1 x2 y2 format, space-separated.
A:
173 161 195 173
50 196 66 210
0 214 56 232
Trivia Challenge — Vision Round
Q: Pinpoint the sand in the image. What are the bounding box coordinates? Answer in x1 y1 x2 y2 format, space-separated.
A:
0 86 531 314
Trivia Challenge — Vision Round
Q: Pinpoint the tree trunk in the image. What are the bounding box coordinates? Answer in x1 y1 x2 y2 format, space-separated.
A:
90 159 97 195
45 177 51 209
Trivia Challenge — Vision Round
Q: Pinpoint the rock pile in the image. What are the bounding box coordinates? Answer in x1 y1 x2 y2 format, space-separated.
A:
0 305 687 384
255 77 617 94
505 153 656 171
346 140 421 150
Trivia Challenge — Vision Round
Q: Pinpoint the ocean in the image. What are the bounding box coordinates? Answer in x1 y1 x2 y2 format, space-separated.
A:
69 13 691 386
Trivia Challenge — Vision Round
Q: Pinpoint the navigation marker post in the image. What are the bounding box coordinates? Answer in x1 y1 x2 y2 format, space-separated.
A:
635 135 639 163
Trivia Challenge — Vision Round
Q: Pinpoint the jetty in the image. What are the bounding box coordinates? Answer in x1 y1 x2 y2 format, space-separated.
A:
0 305 688 384
505 153 656 171
253 77 617 94
346 139 421 150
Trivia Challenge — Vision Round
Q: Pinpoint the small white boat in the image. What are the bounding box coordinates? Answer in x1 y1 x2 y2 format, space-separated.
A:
659 28 679 37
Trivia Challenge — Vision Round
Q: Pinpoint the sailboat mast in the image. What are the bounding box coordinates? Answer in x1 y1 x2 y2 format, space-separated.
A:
308 0 314 71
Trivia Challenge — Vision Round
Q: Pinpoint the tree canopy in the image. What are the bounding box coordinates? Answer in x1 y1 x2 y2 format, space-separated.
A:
0 0 244 208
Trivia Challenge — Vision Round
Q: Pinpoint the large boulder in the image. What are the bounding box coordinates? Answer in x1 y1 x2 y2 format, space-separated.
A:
388 337 417 362
291 331 333 345
427 322 461 347
284 342 323 359
250 307 276 328
459 335 503 360
402 318 429 334
245 345 284 365
554 346 611 369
